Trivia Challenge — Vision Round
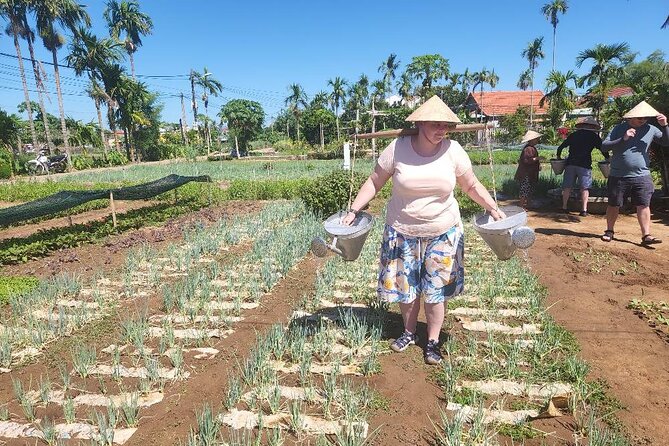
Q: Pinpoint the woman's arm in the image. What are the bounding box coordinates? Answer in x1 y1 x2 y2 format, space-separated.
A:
456 168 505 220
342 164 392 224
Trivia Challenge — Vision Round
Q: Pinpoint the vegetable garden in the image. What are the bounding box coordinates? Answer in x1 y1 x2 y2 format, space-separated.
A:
0 156 668 445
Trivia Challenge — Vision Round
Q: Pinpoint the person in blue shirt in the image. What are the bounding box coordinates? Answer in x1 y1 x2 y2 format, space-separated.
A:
600 101 669 245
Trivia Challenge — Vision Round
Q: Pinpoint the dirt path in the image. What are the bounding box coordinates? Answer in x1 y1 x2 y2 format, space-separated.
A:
526 207 669 445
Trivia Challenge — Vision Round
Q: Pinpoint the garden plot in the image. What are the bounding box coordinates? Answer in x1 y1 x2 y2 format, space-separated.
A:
430 230 614 444
1 201 323 445
181 220 386 445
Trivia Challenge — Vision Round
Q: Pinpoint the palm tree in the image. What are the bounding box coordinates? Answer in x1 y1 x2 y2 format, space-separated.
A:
327 77 347 139
34 0 91 158
104 0 153 78
1 0 38 148
517 69 532 90
541 0 568 70
85 79 110 155
16 3 55 149
576 42 631 119
67 28 123 151
471 68 499 123
540 70 578 127
99 63 126 153
662 14 668 28
285 83 308 141
397 72 413 105
310 90 330 109
405 54 450 99
458 68 475 93
378 53 400 95
521 37 545 124
195 67 223 153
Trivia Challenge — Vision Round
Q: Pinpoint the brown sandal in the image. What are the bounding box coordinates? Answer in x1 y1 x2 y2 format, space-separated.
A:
641 234 662 245
601 230 614 242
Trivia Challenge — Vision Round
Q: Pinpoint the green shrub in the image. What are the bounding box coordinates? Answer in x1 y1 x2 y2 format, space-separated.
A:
106 150 128 166
72 153 94 171
0 148 13 179
300 169 366 217
0 276 39 305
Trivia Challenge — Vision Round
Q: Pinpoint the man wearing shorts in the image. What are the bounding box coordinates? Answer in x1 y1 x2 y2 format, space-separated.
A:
557 117 608 216
601 101 669 245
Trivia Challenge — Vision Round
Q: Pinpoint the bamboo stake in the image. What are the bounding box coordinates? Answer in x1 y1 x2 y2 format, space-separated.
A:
109 191 117 229
355 123 494 140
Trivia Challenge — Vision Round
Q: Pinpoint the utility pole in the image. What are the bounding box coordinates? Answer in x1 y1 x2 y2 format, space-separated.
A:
190 70 198 130
371 98 376 162
180 93 189 145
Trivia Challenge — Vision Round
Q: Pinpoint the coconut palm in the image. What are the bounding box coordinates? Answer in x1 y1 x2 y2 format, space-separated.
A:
195 67 222 153
517 69 532 90
1 0 38 147
284 83 308 142
521 37 545 124
327 77 347 139
99 63 127 153
576 42 631 119
541 0 568 70
103 0 153 78
33 0 91 157
458 68 475 93
378 53 400 95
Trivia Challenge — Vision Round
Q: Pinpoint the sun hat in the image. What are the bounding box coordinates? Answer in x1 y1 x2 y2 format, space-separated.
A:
575 116 601 130
405 95 462 124
521 130 542 144
623 100 660 119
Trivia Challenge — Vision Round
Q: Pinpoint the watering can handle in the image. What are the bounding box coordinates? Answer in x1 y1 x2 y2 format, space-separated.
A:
329 236 343 256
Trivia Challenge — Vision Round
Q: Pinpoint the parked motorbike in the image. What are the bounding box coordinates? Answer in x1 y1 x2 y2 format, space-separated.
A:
25 149 69 175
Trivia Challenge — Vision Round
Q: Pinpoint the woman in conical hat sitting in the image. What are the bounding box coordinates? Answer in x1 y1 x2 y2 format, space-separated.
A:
515 130 542 210
342 95 505 365
600 100 669 245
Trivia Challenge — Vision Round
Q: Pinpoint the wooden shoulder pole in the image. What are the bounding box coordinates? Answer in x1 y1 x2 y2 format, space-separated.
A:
355 122 493 140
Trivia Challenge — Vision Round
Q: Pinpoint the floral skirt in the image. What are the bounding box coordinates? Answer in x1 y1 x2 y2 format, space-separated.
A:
377 224 465 304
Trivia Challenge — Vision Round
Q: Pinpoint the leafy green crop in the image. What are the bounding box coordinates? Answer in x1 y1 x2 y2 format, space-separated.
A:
0 276 39 305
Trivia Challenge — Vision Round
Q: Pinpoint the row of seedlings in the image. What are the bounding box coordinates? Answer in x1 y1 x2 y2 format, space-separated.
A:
0 201 291 373
431 228 628 445
185 219 386 445
0 201 315 444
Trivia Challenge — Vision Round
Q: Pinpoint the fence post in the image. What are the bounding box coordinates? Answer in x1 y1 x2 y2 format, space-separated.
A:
109 191 117 229
343 142 351 170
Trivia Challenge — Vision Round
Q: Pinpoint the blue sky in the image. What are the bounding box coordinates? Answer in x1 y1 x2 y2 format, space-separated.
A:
0 0 667 126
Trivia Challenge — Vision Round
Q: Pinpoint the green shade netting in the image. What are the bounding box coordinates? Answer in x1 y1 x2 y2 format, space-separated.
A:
0 174 211 227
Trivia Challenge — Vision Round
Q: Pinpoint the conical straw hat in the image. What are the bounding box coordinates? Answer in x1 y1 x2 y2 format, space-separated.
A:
521 130 542 144
405 95 462 123
575 116 601 130
623 100 659 118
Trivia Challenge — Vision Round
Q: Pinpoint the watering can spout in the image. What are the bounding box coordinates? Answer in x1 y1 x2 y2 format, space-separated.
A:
311 236 344 257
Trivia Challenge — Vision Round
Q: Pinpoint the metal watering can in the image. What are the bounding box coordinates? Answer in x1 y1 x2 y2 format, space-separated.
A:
473 205 535 260
311 211 374 261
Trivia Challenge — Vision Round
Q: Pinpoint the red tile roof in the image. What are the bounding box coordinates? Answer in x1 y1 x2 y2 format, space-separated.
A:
466 90 548 116
607 86 634 98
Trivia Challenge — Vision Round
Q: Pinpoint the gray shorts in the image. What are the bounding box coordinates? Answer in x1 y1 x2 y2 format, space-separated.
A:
607 175 654 207
562 165 593 190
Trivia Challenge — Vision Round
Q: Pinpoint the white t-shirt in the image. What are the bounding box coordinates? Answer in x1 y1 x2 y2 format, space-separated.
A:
377 136 472 237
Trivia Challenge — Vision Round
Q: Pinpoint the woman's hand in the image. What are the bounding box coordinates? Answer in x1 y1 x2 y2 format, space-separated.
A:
489 208 506 221
340 210 358 226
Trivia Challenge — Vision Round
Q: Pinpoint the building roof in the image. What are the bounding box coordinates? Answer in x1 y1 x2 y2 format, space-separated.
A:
607 86 634 99
466 90 548 116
